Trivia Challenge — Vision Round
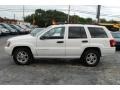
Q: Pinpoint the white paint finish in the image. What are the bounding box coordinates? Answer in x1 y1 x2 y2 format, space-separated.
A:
36 26 67 56
5 24 115 59
36 39 66 56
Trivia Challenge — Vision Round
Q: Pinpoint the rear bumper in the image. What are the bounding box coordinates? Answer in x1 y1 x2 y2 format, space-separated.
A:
101 47 115 56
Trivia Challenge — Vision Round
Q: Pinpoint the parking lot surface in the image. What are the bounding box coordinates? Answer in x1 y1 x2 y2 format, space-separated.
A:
0 35 120 85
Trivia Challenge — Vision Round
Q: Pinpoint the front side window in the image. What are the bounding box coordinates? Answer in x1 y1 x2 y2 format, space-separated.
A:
68 27 87 39
88 27 108 38
42 27 65 39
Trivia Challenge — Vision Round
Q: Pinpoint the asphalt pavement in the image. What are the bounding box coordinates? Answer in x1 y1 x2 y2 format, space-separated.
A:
0 35 120 85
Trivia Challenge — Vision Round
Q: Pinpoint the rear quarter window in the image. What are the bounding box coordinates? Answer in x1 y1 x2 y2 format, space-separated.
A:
88 27 108 38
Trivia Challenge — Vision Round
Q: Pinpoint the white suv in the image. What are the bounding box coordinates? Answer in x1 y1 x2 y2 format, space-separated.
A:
5 24 116 66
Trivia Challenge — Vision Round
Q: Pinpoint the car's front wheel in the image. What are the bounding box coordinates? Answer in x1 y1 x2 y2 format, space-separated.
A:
13 47 33 65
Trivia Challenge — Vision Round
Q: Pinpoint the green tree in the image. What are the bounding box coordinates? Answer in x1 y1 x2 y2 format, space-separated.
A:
24 9 95 27
86 18 93 24
100 18 107 23
25 9 68 27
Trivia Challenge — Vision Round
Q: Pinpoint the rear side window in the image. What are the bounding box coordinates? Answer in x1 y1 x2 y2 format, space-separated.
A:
68 27 87 39
88 27 108 38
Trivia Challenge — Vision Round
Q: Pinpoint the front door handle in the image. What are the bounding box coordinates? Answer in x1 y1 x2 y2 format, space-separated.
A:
57 41 64 43
82 40 88 43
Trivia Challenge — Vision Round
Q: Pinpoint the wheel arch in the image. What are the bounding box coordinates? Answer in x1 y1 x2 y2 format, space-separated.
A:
81 47 101 57
12 46 33 56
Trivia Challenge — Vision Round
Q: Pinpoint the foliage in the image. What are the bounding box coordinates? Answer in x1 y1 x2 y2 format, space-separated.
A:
24 9 118 27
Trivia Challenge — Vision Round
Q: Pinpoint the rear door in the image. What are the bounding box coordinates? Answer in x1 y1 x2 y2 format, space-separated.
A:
66 26 88 57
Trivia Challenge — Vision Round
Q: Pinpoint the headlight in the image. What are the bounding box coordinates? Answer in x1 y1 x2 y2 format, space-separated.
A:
1 29 6 32
6 41 11 47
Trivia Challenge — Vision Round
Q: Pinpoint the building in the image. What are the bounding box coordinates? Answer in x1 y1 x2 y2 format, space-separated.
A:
0 17 17 24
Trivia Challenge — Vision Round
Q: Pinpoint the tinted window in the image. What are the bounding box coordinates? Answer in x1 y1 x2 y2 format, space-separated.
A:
88 27 108 38
43 27 65 39
68 27 87 39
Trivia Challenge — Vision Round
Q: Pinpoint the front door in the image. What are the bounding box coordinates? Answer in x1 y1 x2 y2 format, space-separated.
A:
36 27 66 57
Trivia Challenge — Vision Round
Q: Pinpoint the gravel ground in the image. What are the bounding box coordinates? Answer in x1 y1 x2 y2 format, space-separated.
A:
0 35 120 85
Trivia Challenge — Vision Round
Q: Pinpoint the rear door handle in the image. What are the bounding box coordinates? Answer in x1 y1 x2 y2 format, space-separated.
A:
57 41 64 43
82 40 88 43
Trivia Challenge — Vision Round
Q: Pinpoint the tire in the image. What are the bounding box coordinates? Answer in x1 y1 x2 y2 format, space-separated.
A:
13 48 33 65
81 49 100 67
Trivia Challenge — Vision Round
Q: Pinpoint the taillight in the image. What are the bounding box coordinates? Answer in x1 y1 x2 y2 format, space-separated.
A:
110 39 116 47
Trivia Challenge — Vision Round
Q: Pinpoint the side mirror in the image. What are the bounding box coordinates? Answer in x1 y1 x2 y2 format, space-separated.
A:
40 36 47 40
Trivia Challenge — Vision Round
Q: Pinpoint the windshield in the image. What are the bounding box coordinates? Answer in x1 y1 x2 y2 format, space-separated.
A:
14 25 23 30
112 32 120 38
0 25 3 28
30 28 44 36
0 25 9 31
11 25 21 30
19 25 27 29
3 24 16 31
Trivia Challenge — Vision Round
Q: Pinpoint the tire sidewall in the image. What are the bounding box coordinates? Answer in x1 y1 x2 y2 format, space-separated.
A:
13 48 33 65
83 50 100 67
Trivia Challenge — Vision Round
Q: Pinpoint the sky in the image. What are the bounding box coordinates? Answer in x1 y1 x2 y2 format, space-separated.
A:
1 5 120 21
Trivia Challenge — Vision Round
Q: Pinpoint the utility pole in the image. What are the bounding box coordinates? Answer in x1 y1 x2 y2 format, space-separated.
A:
67 5 70 24
74 12 75 24
32 14 35 25
14 14 15 20
96 5 101 24
23 5 25 21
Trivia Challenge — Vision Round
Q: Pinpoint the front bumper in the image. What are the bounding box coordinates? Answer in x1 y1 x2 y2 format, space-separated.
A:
1 32 10 35
4 46 12 55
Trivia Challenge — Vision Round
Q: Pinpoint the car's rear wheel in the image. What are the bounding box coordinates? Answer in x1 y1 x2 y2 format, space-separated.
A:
13 48 33 65
81 49 100 67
